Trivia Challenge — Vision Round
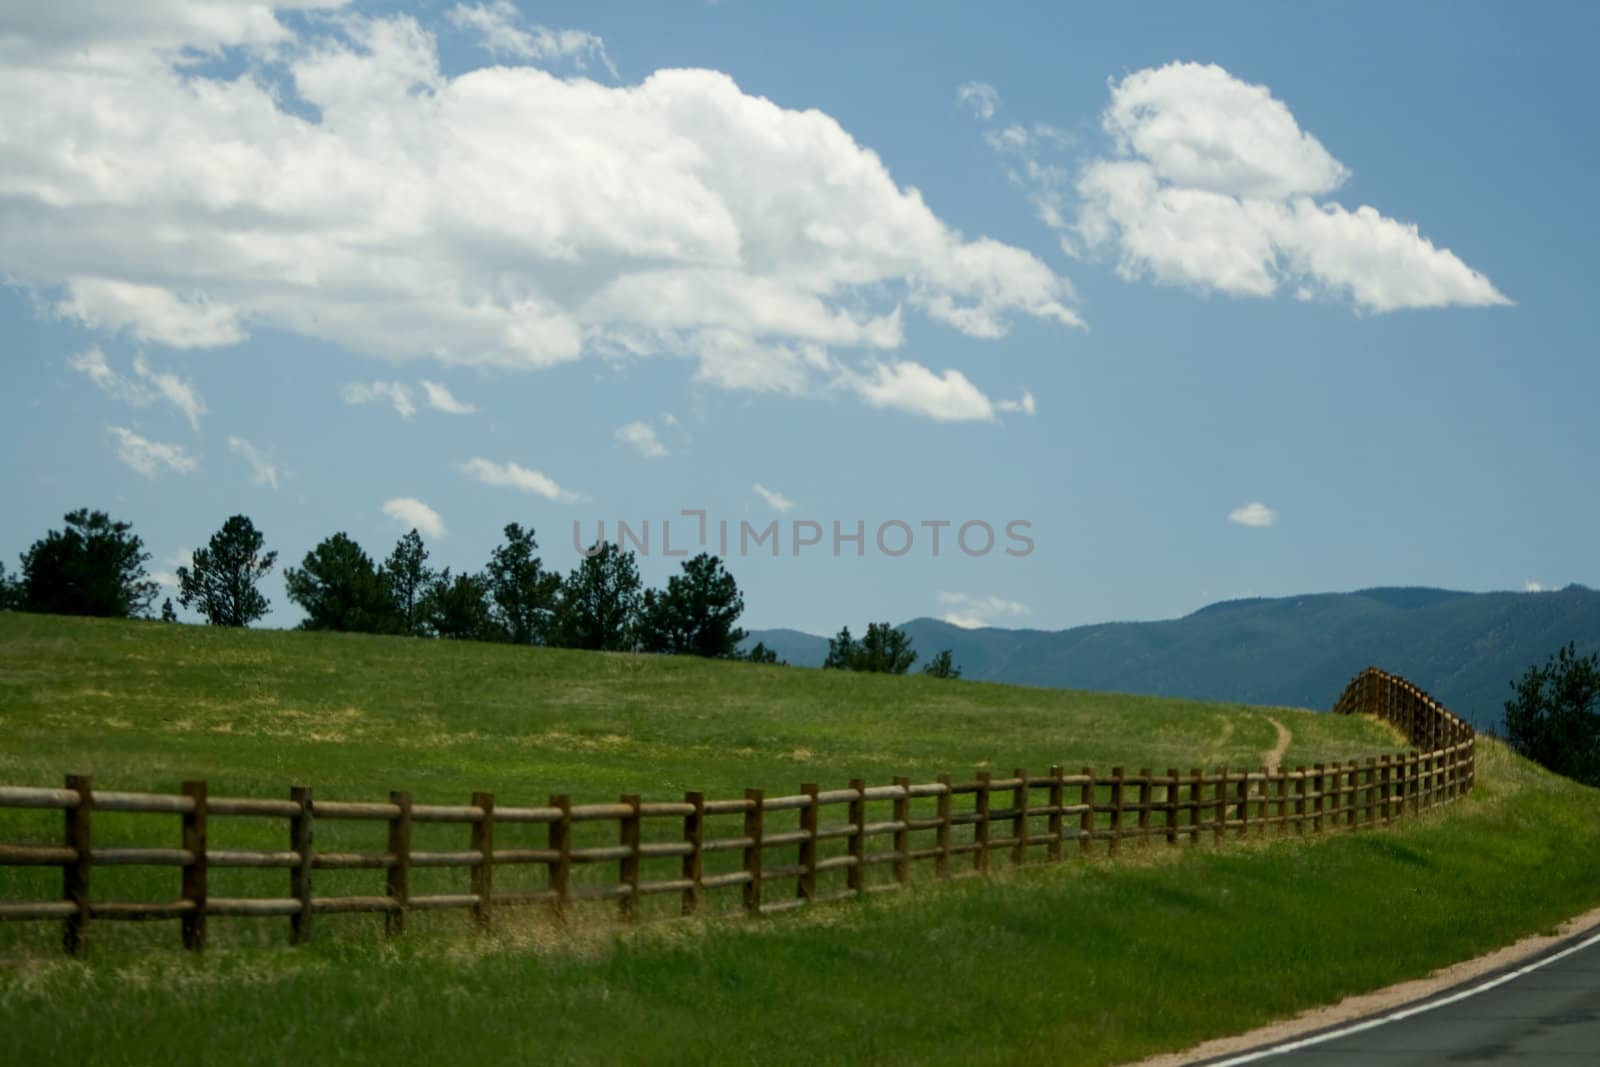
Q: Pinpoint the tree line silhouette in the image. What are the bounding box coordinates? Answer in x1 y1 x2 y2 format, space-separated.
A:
1 508 961 675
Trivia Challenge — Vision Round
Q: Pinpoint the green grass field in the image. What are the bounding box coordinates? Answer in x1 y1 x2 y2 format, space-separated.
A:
2 613 1598 1065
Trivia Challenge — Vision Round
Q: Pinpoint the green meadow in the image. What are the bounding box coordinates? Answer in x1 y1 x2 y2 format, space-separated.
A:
2 613 1598 1065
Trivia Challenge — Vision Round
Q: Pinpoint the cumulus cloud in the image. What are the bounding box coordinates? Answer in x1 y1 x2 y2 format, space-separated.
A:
615 420 667 459
227 435 279 489
939 592 1031 629
957 81 999 120
845 361 997 422
457 458 580 502
382 496 446 538
68 347 206 429
1524 581 1545 593
1228 501 1278 528
107 426 198 477
57 278 244 349
1072 63 1509 312
418 379 477 415
341 381 415 418
1 7 1075 419
753 483 794 512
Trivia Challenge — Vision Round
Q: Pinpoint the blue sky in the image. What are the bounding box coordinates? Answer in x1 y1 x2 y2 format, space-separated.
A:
3 1 1595 634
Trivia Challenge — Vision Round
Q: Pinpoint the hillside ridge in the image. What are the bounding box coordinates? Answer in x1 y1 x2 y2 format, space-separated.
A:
743 585 1600 728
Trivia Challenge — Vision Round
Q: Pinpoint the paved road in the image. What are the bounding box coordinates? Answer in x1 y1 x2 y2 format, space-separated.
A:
1199 929 1600 1065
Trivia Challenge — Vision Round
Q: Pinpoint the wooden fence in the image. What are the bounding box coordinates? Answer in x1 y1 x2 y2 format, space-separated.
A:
0 666 1474 956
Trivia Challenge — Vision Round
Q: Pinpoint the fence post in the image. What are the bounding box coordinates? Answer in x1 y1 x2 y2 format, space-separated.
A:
386 790 412 937
549 794 571 921
1012 769 1029 866
893 777 911 886
1379 757 1394 825
1343 763 1357 829
181 779 207 952
471 791 495 932
1080 769 1097 855
847 779 866 893
619 794 641 923
1189 769 1203 844
63 774 91 957
1390 756 1405 822
1366 758 1380 825
1048 766 1065 861
1275 768 1288 836
1294 766 1308 834
1409 751 1421 815
1213 768 1226 845
1110 767 1126 855
289 785 313 946
975 771 992 871
1138 768 1154 846
1324 763 1339 829
1165 768 1180 845
744 788 765 913
935 775 953 877
799 783 819 901
681 791 704 917
1236 771 1250 840
1313 763 1327 833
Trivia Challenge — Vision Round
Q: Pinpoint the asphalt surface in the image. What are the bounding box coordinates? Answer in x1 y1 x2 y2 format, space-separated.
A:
1198 930 1600 1065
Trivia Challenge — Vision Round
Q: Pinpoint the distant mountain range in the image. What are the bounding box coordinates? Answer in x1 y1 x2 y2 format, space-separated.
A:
741 586 1600 729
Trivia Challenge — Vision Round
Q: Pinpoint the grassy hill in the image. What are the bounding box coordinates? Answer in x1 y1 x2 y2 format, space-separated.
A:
746 585 1600 729
2 613 1599 1066
0 612 1382 805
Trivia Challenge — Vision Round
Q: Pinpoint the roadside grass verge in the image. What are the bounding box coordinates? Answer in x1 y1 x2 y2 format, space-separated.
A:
0 739 1596 1065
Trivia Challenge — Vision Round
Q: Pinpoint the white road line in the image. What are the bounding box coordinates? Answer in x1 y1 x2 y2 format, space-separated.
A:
1202 929 1600 1065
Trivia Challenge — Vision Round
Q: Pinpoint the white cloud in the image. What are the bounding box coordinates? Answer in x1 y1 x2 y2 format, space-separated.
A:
753 483 794 513
0 9 1075 412
1228 501 1278 528
341 381 415 418
996 390 1036 415
1073 63 1510 312
418 379 477 415
615 420 667 459
107 426 198 477
939 592 1031 629
151 570 180 589
69 347 150 405
58 278 244 349
131 355 205 430
227 435 279 490
448 1 617 78
957 81 999 120
382 496 446 539
457 457 580 502
67 347 205 428
846 361 997 422
1524 581 1544 593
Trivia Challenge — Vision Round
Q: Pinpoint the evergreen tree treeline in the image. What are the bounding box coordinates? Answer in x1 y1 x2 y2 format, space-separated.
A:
4 507 768 663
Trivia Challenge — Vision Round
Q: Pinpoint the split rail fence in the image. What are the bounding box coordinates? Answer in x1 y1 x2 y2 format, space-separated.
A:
0 666 1475 956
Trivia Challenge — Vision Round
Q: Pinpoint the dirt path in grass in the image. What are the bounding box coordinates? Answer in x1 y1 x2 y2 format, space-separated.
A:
1262 717 1291 770
1119 902 1600 1067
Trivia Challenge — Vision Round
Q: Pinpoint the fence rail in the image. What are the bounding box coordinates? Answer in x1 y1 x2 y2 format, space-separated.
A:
0 667 1474 955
